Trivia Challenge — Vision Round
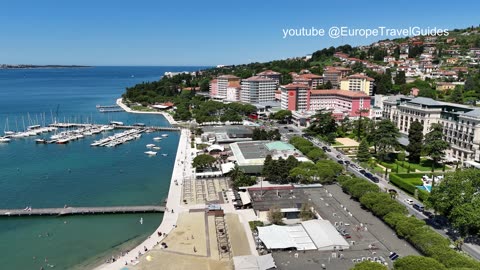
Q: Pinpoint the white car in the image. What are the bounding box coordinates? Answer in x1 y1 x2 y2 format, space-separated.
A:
404 198 414 205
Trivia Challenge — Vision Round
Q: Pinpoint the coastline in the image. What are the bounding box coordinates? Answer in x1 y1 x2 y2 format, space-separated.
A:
94 128 191 270
116 98 177 125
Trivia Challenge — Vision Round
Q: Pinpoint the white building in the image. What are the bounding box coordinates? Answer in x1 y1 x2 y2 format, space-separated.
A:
217 75 240 99
241 76 277 104
383 96 480 164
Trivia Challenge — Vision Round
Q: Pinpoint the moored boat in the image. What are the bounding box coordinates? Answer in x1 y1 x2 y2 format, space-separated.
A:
144 151 157 156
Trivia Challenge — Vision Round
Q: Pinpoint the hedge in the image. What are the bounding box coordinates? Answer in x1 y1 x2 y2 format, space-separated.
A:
339 175 480 269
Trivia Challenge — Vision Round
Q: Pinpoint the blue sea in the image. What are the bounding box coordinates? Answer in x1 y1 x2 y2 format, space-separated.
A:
0 66 204 270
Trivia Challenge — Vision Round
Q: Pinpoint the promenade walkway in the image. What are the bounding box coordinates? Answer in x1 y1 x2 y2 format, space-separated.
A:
96 128 192 269
116 98 178 125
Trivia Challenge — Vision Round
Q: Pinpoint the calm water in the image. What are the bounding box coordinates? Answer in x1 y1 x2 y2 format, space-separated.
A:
0 66 204 270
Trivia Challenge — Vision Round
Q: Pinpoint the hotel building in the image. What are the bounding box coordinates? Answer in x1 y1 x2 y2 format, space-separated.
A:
240 76 277 104
383 96 480 164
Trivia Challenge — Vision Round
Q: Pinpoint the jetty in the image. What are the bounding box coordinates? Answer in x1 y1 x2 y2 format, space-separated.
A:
0 205 165 217
49 123 179 131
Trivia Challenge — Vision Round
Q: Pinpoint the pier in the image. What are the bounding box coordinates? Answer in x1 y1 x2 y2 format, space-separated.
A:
96 105 125 113
49 123 180 131
0 205 166 217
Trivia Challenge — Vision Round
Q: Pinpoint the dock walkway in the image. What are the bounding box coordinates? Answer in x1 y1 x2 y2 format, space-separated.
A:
0 205 165 217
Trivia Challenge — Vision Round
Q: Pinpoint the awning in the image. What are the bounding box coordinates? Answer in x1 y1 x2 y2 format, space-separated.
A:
233 254 276 270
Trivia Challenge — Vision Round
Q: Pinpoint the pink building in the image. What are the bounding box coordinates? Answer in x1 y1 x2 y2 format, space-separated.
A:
308 89 370 117
281 85 371 118
209 79 218 97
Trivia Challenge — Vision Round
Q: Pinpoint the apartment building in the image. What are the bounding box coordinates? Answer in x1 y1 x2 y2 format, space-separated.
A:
216 75 240 99
280 85 370 117
240 76 277 104
209 79 218 97
323 66 351 87
382 96 480 164
293 74 324 89
280 83 310 111
257 70 282 84
340 73 375 96
308 90 370 117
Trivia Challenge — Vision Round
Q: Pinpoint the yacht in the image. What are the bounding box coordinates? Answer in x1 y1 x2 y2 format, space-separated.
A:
161 134 168 137
0 137 11 143
35 139 47 144
153 137 162 141
152 146 161 150
146 144 156 148
144 151 157 156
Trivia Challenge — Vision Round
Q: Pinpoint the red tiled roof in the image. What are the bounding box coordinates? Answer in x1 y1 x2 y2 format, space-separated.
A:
309 89 370 98
298 73 323 79
341 73 374 81
217 74 240 79
257 70 281 75
228 81 240 88
282 83 310 89
243 75 275 82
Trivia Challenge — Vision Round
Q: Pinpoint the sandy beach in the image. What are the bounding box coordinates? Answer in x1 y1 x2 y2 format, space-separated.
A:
116 98 177 125
94 128 191 270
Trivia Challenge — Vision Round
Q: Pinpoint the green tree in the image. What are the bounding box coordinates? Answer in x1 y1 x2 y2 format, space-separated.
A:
267 207 283 225
192 154 216 168
448 85 464 104
357 139 371 162
324 80 333 89
394 70 406 85
424 123 449 172
271 110 292 122
351 261 387 270
299 203 314 221
306 111 337 143
427 169 480 236
393 256 447 270
406 120 424 163
374 119 400 161
306 148 326 162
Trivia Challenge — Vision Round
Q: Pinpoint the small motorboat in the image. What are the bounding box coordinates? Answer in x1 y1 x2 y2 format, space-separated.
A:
161 153 168 157
35 139 47 144
146 144 156 148
0 137 11 143
144 151 157 156
161 134 168 137
153 137 162 141
152 146 161 150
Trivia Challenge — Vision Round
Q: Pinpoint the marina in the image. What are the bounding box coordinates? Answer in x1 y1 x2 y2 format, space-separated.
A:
0 205 165 217
2 121 180 147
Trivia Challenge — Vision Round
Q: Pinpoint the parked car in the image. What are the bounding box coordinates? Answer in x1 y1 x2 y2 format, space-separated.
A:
337 160 344 165
404 198 414 205
344 160 351 165
413 204 425 212
336 154 342 159
371 176 380 183
326 148 332 152
364 172 373 179
322 146 328 151
423 211 434 219
359 169 366 175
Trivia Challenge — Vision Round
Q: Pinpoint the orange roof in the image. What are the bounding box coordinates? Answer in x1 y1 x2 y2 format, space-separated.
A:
341 73 374 81
309 89 370 98
298 73 323 79
257 70 281 75
282 83 310 89
228 81 240 88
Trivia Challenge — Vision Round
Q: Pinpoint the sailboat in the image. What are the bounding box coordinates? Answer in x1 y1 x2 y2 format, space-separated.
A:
4 117 14 136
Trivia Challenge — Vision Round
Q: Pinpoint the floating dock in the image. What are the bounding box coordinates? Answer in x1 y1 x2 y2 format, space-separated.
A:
0 205 166 217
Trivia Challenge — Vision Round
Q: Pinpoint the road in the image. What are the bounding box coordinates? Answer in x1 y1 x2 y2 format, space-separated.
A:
285 131 480 261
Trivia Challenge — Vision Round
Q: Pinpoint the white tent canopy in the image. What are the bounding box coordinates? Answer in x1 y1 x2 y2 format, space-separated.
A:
257 224 317 250
301 220 350 251
233 254 276 270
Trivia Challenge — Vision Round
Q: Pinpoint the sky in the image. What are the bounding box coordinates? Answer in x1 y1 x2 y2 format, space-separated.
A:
0 0 479 66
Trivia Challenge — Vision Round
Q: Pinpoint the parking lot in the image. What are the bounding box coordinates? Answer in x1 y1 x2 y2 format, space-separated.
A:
271 185 419 270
